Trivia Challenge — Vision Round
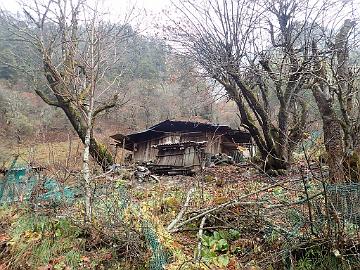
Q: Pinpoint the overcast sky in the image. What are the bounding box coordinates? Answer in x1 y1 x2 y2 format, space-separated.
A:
0 0 172 16
0 0 171 11
0 0 357 37
0 0 172 34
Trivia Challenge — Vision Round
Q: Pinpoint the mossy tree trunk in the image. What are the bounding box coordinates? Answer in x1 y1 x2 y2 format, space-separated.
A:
219 78 298 172
61 98 114 171
311 20 358 183
32 27 117 171
37 76 115 171
15 0 128 172
312 85 345 182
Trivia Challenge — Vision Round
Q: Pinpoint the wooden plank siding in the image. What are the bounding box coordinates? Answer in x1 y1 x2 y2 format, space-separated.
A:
132 131 249 163
155 147 200 167
133 134 181 161
154 142 205 174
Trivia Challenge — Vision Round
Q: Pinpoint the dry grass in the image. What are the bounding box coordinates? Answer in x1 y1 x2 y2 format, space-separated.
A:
1 139 83 168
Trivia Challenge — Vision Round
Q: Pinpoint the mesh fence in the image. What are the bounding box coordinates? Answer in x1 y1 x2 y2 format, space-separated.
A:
0 159 168 270
0 161 76 205
255 180 360 238
111 184 168 270
326 183 360 226
142 221 168 270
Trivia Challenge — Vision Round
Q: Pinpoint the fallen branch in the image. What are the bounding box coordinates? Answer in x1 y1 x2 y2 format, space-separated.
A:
150 175 160 182
167 187 195 231
172 226 236 232
170 177 303 232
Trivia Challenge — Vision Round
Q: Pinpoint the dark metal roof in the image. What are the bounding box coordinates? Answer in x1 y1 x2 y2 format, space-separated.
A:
111 120 251 150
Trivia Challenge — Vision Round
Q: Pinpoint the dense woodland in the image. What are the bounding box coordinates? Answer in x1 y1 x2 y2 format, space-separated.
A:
0 0 360 269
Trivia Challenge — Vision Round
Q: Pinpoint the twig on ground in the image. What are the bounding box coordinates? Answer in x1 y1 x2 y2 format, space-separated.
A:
167 187 195 231
173 226 236 232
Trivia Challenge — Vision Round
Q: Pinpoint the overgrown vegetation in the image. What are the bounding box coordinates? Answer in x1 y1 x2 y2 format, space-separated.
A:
0 0 360 269
0 186 170 270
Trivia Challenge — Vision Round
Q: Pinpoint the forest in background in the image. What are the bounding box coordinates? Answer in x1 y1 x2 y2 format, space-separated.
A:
0 21 240 151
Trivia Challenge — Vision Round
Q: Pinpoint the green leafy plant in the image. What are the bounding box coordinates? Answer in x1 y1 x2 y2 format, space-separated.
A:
199 230 240 267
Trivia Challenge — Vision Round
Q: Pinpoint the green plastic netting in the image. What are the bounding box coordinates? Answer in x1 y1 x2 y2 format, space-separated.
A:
0 159 76 205
115 184 168 269
0 159 168 269
142 221 168 270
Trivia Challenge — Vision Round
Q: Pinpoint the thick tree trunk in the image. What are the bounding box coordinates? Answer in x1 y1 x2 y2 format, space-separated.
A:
312 87 345 183
343 131 360 181
234 97 288 172
266 155 288 171
39 61 114 171
219 77 292 173
62 103 114 171
277 106 289 161
310 20 357 183
323 118 345 183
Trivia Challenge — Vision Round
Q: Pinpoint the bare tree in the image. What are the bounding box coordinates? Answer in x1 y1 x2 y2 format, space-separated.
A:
1 0 135 171
167 0 323 172
310 13 360 182
81 1 101 222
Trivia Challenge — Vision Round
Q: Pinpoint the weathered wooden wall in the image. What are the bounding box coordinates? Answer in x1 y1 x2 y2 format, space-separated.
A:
156 146 202 167
133 132 238 162
133 134 181 161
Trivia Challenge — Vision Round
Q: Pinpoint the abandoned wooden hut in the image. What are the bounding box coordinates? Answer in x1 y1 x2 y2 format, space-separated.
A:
111 120 254 173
